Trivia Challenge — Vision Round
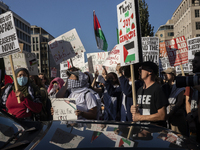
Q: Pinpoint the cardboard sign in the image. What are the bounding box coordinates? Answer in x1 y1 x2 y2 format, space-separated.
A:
67 52 85 70
103 44 120 67
142 37 159 65
0 11 20 58
51 98 77 121
159 42 167 58
3 52 38 75
117 0 142 66
87 52 108 74
165 36 188 66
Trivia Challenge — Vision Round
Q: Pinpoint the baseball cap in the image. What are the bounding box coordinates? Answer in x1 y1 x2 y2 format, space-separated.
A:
162 68 176 75
140 61 158 75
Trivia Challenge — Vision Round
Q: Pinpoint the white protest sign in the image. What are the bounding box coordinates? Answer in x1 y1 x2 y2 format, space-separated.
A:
67 52 85 70
117 0 141 66
87 52 108 74
187 37 200 72
3 52 38 75
79 62 89 73
142 37 159 65
0 11 20 58
176 63 191 75
103 44 120 68
51 98 77 121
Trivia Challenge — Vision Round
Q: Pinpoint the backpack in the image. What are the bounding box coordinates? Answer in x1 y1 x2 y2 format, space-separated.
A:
84 89 102 120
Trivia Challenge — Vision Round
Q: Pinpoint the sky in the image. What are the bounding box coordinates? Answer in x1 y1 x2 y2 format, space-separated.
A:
2 0 182 59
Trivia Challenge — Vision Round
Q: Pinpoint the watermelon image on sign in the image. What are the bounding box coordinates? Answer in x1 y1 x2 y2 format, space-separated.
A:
131 23 135 29
123 41 135 63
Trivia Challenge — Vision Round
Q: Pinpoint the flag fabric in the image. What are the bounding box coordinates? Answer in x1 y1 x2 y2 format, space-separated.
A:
93 10 108 51
91 131 102 143
29 59 37 66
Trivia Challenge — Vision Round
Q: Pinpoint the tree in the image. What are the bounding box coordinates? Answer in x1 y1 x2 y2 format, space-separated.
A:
139 0 154 37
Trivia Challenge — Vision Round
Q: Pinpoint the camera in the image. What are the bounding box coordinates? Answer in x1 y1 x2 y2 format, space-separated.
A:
175 74 200 88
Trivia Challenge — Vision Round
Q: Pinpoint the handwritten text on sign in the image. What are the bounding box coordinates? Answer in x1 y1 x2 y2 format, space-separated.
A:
51 98 77 121
0 11 20 58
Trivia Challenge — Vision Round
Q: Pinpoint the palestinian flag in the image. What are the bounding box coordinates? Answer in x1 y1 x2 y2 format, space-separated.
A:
118 138 133 147
93 10 108 51
29 59 37 66
91 131 101 143
123 41 135 63
4 75 13 85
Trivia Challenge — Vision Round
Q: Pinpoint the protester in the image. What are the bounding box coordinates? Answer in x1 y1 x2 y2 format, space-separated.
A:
184 52 200 143
131 61 169 127
0 68 42 120
38 73 49 89
56 69 99 120
116 63 143 122
162 68 188 136
47 77 65 98
103 69 122 121
30 75 53 121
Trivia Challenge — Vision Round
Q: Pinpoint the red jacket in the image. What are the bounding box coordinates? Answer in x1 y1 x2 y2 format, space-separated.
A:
6 90 42 118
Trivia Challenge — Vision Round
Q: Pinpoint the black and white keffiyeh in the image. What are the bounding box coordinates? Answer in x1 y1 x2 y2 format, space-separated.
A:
67 71 89 90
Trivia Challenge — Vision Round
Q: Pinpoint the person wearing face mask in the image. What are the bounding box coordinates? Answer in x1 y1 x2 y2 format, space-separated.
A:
56 69 99 120
47 77 64 98
0 68 42 120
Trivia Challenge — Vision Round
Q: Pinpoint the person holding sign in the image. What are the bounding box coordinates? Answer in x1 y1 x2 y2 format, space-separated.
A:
56 68 99 120
131 61 169 127
0 68 42 120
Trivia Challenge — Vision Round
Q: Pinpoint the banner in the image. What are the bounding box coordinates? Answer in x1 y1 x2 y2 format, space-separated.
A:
117 0 142 66
87 52 108 74
51 98 77 121
142 37 159 65
66 52 85 70
0 11 20 58
165 36 188 66
3 52 38 75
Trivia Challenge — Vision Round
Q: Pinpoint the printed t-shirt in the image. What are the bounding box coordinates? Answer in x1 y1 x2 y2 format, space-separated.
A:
137 82 169 126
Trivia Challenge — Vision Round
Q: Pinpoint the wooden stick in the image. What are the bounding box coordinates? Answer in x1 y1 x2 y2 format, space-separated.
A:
9 55 20 103
179 64 185 76
127 64 137 139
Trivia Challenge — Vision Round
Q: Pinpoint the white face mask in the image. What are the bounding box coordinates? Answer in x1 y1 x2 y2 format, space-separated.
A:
53 83 59 90
129 81 132 85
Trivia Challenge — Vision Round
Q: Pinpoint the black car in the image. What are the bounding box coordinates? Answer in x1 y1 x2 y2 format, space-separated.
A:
0 110 199 150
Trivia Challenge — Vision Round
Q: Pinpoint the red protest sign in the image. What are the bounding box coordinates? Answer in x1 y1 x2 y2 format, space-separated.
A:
165 36 188 66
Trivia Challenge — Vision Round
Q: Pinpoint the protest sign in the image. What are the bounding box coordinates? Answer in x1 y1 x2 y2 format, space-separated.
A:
87 52 108 74
187 37 200 72
51 67 57 78
103 44 120 68
48 29 85 65
66 52 85 70
0 11 20 58
60 60 68 81
117 0 142 66
51 98 77 121
3 52 38 75
50 128 84 149
159 42 167 58
165 36 188 67
142 37 159 65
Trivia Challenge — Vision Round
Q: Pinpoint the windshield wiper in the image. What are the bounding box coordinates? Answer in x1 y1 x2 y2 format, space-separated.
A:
0 127 36 150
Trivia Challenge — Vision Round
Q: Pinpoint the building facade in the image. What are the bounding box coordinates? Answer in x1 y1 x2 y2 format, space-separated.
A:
0 1 31 52
31 25 59 78
155 0 200 42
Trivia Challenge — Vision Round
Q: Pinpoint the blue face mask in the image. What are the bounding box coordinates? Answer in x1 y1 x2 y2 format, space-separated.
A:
17 76 28 86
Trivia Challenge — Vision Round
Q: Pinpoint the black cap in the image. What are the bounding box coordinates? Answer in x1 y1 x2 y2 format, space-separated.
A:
141 61 158 75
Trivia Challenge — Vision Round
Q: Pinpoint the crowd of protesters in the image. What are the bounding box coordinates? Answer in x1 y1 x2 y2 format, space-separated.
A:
0 52 200 144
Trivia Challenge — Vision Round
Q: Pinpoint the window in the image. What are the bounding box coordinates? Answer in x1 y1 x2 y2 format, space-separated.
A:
196 34 200 37
196 22 200 30
168 32 174 36
33 37 35 43
195 10 200 17
36 37 38 43
160 34 163 37
33 45 35 51
37 53 39 59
